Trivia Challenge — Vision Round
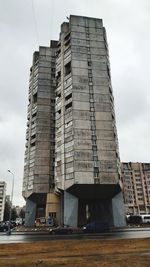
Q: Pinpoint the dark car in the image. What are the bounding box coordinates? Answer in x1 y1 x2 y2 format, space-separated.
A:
83 221 110 233
49 225 73 235
0 223 8 232
0 222 16 232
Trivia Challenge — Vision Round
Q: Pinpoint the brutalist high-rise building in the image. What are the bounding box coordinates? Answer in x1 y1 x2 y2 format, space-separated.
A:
23 15 126 227
22 41 58 226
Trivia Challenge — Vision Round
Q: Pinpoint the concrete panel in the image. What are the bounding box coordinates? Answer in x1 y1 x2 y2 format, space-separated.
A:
74 150 93 161
73 92 89 102
72 52 88 61
94 94 110 103
94 103 111 112
90 48 107 56
25 199 36 227
73 110 91 120
97 150 116 160
64 191 78 227
73 101 90 111
72 60 87 69
73 76 89 85
92 70 108 78
100 160 118 172
92 77 109 86
71 25 86 33
96 121 113 130
95 112 112 121
72 45 88 54
74 140 92 150
97 140 116 150
72 67 88 77
99 173 118 184
33 183 49 193
89 34 104 41
89 27 103 35
74 120 91 129
71 31 86 40
74 129 91 139
34 165 50 174
74 172 94 184
112 191 126 227
74 161 93 172
71 39 87 47
90 41 105 49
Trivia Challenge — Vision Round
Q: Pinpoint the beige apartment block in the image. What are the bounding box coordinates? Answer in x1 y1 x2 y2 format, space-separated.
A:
121 162 150 215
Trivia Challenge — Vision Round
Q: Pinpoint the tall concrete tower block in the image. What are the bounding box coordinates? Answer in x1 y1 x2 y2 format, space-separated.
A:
22 42 57 226
55 15 125 227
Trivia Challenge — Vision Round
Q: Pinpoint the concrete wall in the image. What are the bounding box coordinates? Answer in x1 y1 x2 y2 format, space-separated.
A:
64 191 78 227
112 191 126 227
25 199 36 227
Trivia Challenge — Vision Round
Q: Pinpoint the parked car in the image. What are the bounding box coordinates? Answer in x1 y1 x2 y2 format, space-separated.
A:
0 221 16 232
0 222 8 232
49 225 73 235
83 221 110 233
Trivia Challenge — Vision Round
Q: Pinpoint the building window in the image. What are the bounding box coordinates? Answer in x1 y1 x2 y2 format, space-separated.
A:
33 93 37 104
65 61 71 76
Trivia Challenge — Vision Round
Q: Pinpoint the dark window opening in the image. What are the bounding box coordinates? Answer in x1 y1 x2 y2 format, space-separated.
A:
56 70 61 79
57 109 61 115
65 93 72 101
88 61 92 67
65 61 71 76
94 167 99 172
56 92 61 98
31 142 35 147
65 102 72 110
32 112 37 118
33 93 37 104
111 113 115 120
65 38 70 47
31 134 36 139
109 86 112 95
64 32 70 41
107 65 110 78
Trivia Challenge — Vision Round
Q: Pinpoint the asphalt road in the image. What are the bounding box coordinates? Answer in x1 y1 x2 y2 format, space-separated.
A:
0 228 150 244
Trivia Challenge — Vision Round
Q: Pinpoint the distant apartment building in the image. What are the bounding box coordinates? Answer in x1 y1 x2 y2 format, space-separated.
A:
0 181 6 221
23 15 126 227
121 162 150 215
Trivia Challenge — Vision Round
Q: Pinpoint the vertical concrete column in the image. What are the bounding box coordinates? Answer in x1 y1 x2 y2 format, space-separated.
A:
25 199 36 227
64 191 78 227
112 191 126 227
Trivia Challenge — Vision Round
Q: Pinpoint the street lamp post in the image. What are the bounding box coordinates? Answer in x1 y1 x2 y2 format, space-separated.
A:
7 170 14 235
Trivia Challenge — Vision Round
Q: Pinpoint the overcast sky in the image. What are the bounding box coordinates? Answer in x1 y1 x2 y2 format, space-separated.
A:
0 0 150 206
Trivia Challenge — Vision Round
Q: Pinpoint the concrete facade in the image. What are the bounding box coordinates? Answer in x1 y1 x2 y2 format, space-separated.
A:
0 181 6 221
23 41 57 225
121 162 150 215
23 15 126 227
55 15 125 227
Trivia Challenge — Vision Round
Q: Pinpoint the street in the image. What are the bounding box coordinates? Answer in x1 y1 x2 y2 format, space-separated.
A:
0 228 150 244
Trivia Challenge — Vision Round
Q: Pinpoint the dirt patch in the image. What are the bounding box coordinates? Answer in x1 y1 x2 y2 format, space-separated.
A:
0 238 150 266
